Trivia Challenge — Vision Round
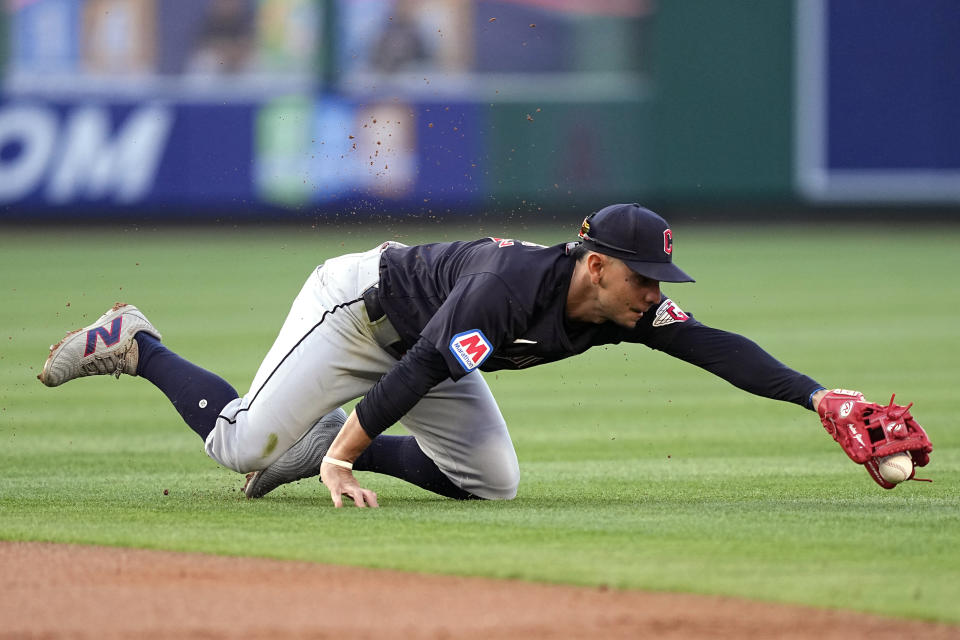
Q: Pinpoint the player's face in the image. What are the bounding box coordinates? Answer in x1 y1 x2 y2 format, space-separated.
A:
596 258 662 328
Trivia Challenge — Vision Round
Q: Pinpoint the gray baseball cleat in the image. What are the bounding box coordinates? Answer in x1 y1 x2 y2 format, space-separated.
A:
38 303 162 387
243 407 348 499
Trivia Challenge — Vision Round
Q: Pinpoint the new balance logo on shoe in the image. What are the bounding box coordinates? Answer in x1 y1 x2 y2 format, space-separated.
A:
84 318 123 356
38 303 161 387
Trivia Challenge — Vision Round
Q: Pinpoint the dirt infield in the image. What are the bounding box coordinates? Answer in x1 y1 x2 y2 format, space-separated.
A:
1 542 956 639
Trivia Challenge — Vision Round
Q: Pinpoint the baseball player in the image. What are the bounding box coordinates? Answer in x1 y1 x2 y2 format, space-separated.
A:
38 204 932 506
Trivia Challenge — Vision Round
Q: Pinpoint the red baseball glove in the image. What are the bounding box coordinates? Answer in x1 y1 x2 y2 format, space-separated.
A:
817 389 932 489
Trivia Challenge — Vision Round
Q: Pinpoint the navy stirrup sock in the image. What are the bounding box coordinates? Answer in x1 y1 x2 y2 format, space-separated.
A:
135 333 238 441
354 435 479 500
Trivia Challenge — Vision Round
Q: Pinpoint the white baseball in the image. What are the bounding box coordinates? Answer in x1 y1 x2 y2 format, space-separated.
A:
878 453 913 484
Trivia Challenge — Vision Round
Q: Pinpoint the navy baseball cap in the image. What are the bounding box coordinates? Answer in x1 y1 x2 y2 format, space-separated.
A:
577 203 695 283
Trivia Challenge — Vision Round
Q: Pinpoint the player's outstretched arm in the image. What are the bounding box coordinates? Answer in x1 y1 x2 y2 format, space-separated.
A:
320 409 379 508
651 322 934 489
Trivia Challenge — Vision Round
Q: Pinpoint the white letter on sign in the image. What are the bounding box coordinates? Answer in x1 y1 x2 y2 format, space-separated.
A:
0 106 58 202
47 104 173 203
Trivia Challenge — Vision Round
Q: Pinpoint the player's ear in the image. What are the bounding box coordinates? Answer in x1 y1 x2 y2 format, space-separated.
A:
586 252 605 283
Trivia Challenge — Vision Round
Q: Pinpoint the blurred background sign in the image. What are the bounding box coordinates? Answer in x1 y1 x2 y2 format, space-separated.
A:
796 0 960 203
0 0 957 219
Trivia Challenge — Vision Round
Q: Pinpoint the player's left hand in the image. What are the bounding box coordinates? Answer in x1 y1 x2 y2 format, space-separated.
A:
320 462 379 508
816 389 933 489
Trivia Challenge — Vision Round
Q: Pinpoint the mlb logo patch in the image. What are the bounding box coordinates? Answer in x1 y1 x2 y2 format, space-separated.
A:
449 330 492 372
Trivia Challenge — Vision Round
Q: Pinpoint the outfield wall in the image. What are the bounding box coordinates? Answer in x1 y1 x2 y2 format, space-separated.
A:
0 1 957 220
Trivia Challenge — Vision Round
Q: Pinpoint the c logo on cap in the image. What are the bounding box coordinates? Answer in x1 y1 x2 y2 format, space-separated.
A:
663 229 673 255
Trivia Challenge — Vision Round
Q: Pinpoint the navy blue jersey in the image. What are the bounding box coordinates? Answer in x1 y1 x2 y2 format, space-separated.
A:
355 237 822 439
377 238 683 379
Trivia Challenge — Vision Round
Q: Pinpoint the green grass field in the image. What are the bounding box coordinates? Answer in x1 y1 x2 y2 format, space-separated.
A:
1 221 958 623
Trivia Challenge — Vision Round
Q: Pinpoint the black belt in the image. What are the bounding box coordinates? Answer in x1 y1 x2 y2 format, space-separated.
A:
362 286 407 359
362 285 386 322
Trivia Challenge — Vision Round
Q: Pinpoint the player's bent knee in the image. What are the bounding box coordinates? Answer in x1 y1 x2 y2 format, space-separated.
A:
470 455 520 500
203 400 282 473
204 430 264 473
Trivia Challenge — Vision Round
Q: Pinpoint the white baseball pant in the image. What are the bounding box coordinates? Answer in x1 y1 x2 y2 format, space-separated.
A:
204 243 520 499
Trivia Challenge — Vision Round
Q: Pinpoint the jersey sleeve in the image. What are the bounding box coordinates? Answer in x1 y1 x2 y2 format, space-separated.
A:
354 273 528 437
626 297 823 409
354 337 451 438
419 273 528 381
